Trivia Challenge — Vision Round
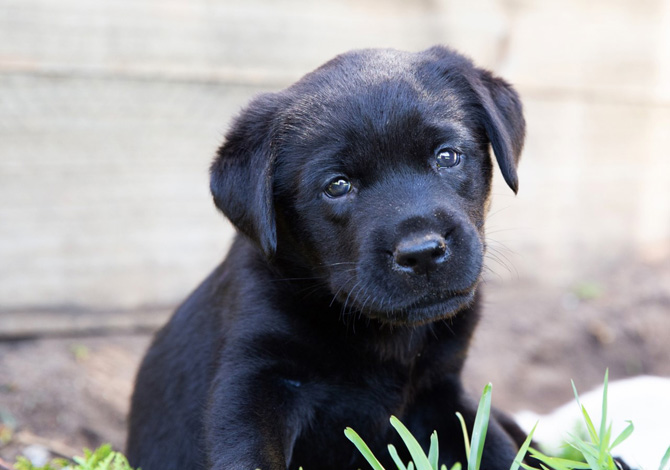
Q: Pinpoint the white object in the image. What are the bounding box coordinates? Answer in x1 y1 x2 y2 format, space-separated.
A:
515 375 670 469
21 444 50 467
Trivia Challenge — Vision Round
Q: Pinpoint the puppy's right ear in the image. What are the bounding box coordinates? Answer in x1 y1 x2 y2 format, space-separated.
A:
210 94 280 258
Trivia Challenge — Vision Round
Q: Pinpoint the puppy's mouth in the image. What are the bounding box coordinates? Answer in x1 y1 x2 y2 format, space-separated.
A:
384 290 476 325
345 287 477 326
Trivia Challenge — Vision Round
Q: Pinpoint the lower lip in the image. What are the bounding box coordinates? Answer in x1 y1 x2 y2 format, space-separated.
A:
409 290 475 310
373 290 476 325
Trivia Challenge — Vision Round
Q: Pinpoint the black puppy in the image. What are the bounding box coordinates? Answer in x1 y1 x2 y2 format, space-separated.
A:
127 46 526 470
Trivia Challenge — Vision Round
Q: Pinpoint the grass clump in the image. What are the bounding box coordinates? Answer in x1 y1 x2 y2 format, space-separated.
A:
346 371 670 470
526 370 634 470
345 383 534 470
14 444 136 470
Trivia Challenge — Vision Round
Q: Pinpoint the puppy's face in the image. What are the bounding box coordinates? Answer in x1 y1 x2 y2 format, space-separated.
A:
211 47 525 325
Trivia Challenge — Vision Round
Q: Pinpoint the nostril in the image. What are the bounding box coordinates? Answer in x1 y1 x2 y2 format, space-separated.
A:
398 255 418 268
393 233 449 274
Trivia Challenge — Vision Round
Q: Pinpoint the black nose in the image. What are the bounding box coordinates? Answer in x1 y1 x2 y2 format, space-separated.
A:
393 232 449 275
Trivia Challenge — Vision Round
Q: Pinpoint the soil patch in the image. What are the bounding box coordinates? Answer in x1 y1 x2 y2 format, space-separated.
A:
1 254 669 462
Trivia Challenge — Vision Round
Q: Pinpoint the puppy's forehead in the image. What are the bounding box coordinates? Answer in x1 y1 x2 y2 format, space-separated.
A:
289 49 472 116
293 47 473 96
280 49 481 151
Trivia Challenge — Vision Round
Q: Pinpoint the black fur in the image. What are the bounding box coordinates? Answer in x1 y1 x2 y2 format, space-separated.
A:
127 46 527 470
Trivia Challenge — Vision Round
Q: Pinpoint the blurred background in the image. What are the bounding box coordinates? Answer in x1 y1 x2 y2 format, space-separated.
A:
1 0 669 464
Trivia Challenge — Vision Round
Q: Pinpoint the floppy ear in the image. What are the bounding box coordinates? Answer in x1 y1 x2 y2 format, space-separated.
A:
471 70 526 193
210 94 280 258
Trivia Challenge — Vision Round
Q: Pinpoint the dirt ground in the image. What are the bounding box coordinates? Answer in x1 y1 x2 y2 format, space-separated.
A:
1 252 669 464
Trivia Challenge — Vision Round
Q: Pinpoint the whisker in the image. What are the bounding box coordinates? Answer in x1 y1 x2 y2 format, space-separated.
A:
358 286 374 315
340 279 364 315
484 251 512 273
485 227 523 236
484 205 512 221
329 279 352 308
350 282 371 314
488 247 517 271
297 282 330 300
347 281 369 316
440 317 455 336
480 265 502 282
318 261 358 267
269 276 327 283
486 237 519 257
486 242 519 276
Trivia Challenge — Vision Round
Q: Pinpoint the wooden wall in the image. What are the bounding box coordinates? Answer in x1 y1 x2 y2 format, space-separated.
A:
1 0 669 315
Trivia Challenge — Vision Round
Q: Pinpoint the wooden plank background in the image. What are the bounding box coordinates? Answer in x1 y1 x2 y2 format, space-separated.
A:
1 0 669 318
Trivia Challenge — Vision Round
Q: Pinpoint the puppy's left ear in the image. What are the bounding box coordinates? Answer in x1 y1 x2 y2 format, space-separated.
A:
210 94 280 258
471 70 526 193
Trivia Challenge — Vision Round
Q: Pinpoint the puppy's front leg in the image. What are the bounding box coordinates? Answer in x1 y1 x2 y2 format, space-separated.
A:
205 364 300 470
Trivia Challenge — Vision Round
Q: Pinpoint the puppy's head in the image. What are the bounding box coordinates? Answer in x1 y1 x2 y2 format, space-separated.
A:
211 46 525 325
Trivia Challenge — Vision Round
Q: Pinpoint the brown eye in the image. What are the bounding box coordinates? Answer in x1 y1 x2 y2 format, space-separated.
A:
325 177 352 198
436 148 462 169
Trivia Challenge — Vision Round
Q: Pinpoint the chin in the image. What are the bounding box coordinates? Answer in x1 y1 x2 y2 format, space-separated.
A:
364 289 477 326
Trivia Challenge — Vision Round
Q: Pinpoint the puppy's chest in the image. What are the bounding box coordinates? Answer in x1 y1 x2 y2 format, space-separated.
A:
280 351 422 470
276 326 430 391
275 333 435 421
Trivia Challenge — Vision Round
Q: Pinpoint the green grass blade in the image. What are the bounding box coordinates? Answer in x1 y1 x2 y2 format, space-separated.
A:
599 422 613 467
604 422 613 447
571 379 582 408
408 462 415 470
571 380 599 445
580 450 601 470
528 447 591 470
658 444 670 470
520 463 552 470
100 452 116 470
344 427 386 470
469 383 492 470
610 421 634 451
567 439 601 470
565 434 601 461
599 369 610 462
581 405 599 445
428 431 439 469
390 416 433 470
510 421 538 470
531 459 580 470
455 412 471 458
388 444 409 470
520 464 549 470
450 463 462 470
